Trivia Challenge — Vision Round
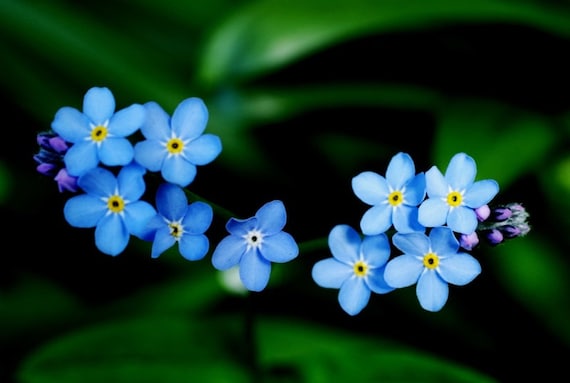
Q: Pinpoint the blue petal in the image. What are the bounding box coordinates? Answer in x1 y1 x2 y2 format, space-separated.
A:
124 201 157 238
445 153 476 190
328 225 361 264
392 232 429 256
226 217 257 236
162 156 197 187
438 253 481 286
77 167 116 196
171 97 209 139
464 179 499 208
134 140 166 172
179 234 209 261
429 227 459 254
418 198 448 228
260 232 298 263
447 206 477 234
312 258 352 288
140 101 171 140
184 134 222 165
424 166 447 198
64 142 99 177
117 163 147 201
151 227 176 258
360 204 392 235
108 104 145 136
386 152 415 189
239 250 271 292
211 235 246 270
182 202 213 234
83 87 115 124
95 214 129 256
404 172 426 205
98 138 134 167
392 205 423 233
416 271 448 312
352 171 389 205
51 107 90 143
256 200 286 234
338 277 370 316
384 254 424 288
366 266 395 294
156 183 188 220
360 233 390 267
64 194 106 228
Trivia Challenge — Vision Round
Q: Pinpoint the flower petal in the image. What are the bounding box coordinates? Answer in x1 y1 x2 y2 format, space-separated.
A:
392 205 423 233
328 224 360 264
108 104 145 136
211 235 246 270
260 232 298 263
418 198 448 228
404 172 426 205
445 153 476 190
386 152 415 189
117 163 147 201
338 277 370 316
151 227 177 258
162 156 197 187
438 253 481 286
95 214 129 256
464 179 499 208
366 266 394 294
352 171 389 205
256 200 286 234
63 194 106 228
392 232 429 257
447 206 477 234
384 254 424 288
171 97 208 139
429 226 459 254
416 271 449 312
77 167 116 196
424 166 447 198
156 183 188 220
182 202 213 234
312 258 352 289
124 201 157 238
226 217 257 236
360 233 390 268
184 134 222 165
179 234 210 261
134 140 166 172
83 87 115 124
64 142 99 177
360 204 392 235
140 101 171 140
239 250 271 292
98 138 134 167
51 107 90 143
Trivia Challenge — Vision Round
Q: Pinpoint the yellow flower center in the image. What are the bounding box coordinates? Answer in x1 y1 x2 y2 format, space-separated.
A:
353 260 368 277
169 221 184 239
423 252 439 269
166 137 184 155
91 125 108 142
446 191 463 207
388 190 404 207
107 195 125 213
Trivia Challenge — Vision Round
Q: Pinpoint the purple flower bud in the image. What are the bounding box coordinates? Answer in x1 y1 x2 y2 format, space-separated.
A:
475 204 491 222
49 136 70 153
459 231 479 250
37 132 53 149
485 229 504 245
492 207 512 221
37 163 57 176
54 168 79 193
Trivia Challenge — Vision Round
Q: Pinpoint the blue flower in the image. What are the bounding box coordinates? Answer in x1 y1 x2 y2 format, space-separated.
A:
312 224 394 316
211 200 298 292
51 87 145 177
63 163 156 256
145 183 213 260
418 152 499 235
352 152 426 235
384 227 481 312
134 98 222 187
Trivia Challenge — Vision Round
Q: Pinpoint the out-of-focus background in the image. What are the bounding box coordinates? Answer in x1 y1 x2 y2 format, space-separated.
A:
2 0 570 382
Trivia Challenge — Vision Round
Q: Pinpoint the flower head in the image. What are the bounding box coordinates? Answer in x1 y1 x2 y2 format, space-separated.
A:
352 152 426 235
418 152 499 235
211 200 298 292
312 224 394 316
145 183 213 260
134 98 222 187
63 163 156 256
384 227 481 312
51 87 146 176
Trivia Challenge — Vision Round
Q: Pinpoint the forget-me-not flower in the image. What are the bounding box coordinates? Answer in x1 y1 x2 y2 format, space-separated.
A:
134 98 222 188
63 163 156 256
51 87 146 177
211 200 299 292
145 183 213 260
418 152 499 235
384 227 481 312
352 152 426 235
312 224 394 316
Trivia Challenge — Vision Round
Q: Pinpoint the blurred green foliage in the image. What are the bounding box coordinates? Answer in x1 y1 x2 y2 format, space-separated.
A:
1 0 569 382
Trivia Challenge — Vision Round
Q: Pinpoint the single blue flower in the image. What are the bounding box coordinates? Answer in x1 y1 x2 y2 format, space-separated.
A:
63 163 156 256
418 152 499 235
145 183 213 261
352 152 426 235
312 224 394 316
51 87 146 176
134 98 222 187
384 227 481 312
211 200 298 292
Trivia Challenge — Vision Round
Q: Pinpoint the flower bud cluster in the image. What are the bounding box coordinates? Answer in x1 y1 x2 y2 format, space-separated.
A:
33 132 78 192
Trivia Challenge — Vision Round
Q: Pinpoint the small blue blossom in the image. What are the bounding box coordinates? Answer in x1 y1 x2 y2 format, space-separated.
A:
63 163 156 256
51 87 146 177
352 152 426 235
384 227 481 312
134 98 222 188
145 183 213 261
211 200 298 292
312 224 394 316
418 152 499 235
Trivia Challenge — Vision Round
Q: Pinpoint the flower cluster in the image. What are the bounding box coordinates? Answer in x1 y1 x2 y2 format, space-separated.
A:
312 152 530 314
34 87 298 291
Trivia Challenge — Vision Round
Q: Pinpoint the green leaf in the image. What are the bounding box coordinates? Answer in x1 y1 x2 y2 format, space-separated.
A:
197 0 570 86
